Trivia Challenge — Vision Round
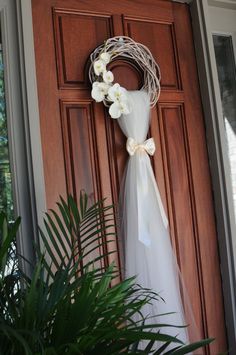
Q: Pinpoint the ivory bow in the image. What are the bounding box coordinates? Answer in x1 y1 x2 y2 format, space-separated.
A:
126 137 156 156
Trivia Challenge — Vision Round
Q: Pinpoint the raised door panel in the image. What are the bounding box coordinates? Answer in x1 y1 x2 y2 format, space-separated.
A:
59 99 119 269
60 101 101 201
124 18 181 90
53 8 113 88
157 104 203 332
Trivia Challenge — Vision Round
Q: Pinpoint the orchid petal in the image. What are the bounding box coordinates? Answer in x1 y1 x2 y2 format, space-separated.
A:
120 100 131 114
109 102 121 119
94 60 106 76
98 82 109 95
108 83 128 103
100 52 111 64
91 86 105 102
103 71 114 84
108 83 121 102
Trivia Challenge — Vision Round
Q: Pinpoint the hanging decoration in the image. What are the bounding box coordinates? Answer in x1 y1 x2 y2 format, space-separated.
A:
89 36 161 118
89 36 194 349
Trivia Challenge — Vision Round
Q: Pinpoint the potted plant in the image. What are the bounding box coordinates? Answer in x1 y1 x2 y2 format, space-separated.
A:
0 192 212 354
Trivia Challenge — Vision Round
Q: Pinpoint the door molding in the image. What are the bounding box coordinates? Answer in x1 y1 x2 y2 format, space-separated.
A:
16 0 46 226
17 0 235 350
174 0 236 9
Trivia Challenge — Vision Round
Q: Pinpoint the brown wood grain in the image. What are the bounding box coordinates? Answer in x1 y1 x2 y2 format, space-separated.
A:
173 4 227 352
32 0 227 352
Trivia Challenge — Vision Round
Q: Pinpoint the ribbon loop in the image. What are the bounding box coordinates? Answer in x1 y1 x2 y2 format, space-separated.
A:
126 137 156 156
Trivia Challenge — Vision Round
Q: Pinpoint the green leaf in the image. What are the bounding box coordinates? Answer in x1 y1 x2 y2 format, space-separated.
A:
0 215 20 272
169 338 214 354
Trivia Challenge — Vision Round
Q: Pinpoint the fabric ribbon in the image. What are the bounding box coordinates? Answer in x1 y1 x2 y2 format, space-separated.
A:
126 137 156 156
125 136 157 247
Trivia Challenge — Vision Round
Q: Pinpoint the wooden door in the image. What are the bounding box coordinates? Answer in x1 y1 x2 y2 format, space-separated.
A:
32 0 227 353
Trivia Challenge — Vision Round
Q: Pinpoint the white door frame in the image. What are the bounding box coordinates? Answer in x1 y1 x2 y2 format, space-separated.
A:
15 0 236 351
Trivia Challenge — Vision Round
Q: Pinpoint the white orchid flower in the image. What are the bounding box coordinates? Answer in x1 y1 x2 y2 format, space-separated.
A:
91 82 109 102
93 60 106 76
103 70 114 84
100 52 111 64
108 83 128 103
109 100 131 119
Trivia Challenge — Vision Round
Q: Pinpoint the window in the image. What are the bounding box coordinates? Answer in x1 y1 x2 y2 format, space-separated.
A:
0 39 14 220
213 34 236 223
0 0 40 271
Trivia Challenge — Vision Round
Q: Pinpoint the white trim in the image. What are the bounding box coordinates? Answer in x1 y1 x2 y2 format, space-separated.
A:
208 0 236 10
172 0 236 9
16 0 46 226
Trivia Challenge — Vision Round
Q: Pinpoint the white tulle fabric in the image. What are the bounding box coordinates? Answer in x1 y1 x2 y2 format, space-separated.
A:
118 90 189 346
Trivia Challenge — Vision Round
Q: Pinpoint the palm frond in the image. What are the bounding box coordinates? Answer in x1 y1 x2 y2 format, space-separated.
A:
0 193 214 354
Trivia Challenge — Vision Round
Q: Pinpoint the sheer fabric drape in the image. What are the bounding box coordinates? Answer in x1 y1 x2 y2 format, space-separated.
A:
118 90 189 345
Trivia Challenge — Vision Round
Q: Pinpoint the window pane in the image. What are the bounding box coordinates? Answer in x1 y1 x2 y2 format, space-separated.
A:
0 41 14 221
213 34 236 222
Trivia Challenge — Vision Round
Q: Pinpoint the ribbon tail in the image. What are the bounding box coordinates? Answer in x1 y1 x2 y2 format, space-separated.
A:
137 192 151 247
150 165 169 229
136 154 151 247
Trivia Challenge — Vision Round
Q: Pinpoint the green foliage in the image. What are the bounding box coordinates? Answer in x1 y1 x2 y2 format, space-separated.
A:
0 193 213 354
0 50 6 135
0 49 14 221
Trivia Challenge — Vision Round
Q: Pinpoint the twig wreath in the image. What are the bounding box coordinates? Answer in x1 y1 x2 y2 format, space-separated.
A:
89 36 161 119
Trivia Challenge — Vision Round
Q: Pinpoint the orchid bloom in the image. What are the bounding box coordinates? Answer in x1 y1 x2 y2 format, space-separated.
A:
109 100 131 119
91 82 109 102
103 70 114 84
91 54 131 119
93 60 106 76
108 83 128 103
100 52 111 64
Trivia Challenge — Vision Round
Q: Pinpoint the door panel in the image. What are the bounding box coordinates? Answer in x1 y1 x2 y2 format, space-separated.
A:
32 0 227 353
123 19 181 90
53 9 113 88
60 101 100 199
